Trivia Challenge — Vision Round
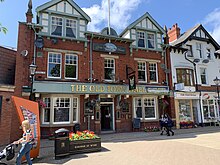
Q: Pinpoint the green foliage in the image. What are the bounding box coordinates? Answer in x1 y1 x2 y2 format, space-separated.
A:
0 0 7 34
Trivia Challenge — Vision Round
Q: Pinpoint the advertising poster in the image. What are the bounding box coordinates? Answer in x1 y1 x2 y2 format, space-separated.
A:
12 96 40 159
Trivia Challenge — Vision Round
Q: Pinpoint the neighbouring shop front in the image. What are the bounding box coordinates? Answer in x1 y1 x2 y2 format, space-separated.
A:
33 82 169 137
201 92 219 125
174 92 200 128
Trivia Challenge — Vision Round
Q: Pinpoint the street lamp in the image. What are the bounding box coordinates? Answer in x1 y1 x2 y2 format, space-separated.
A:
29 63 37 100
213 76 220 108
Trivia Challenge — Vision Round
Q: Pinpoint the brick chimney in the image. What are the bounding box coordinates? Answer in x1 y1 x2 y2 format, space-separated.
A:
167 23 180 43
26 0 33 23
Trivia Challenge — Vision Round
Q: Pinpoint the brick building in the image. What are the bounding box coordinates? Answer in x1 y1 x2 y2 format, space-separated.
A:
0 46 18 145
11 0 171 138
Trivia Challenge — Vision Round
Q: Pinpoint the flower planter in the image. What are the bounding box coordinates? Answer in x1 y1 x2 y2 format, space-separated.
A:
69 138 101 154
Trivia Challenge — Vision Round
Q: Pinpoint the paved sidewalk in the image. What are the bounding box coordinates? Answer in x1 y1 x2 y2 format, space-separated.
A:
1 126 220 165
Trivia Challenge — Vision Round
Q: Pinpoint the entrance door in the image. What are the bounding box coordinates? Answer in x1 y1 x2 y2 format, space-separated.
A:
101 104 113 131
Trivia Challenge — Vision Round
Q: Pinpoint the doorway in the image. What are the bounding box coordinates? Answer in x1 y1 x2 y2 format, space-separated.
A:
101 104 114 131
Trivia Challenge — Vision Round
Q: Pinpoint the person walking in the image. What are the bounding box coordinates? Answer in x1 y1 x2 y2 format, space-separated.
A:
164 114 174 136
13 120 34 165
159 114 167 135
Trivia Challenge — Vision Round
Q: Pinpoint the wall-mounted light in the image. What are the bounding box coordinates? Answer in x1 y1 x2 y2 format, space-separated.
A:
107 94 111 98
125 95 129 99
35 93 40 98
84 94 89 99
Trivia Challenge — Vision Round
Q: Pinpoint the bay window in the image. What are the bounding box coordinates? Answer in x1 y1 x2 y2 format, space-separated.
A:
176 68 194 86
43 98 50 123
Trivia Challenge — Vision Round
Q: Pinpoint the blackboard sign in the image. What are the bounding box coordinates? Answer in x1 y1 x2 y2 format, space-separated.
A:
133 118 141 129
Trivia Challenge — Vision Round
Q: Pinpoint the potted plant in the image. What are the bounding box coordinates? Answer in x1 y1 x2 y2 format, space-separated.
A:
69 130 101 154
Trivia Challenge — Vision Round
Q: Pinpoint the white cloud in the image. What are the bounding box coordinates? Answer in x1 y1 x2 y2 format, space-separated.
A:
82 0 144 34
203 8 220 44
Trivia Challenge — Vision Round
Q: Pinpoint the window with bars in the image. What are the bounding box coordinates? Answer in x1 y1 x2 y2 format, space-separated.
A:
149 63 157 82
176 68 194 86
65 54 78 79
138 62 146 82
48 53 61 78
104 58 115 80
66 19 77 38
137 31 145 48
51 16 63 36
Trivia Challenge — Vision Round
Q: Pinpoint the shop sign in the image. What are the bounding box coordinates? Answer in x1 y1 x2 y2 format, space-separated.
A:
145 86 169 93
93 43 126 54
175 92 199 99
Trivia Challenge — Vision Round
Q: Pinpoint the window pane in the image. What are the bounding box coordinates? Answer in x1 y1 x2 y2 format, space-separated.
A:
147 33 155 49
176 68 193 86
137 32 145 48
51 17 63 36
48 53 61 78
135 98 142 118
66 19 77 38
48 64 60 77
54 98 70 122
138 62 146 81
104 59 115 80
179 100 192 121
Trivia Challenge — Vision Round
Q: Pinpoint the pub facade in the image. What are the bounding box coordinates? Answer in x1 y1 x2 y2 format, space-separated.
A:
15 0 170 137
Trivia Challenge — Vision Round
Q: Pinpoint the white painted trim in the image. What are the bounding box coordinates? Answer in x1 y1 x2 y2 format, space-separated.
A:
44 48 82 55
0 85 15 92
100 54 119 59
134 58 161 63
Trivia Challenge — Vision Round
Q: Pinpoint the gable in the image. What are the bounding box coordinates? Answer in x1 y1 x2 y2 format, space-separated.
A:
36 0 91 22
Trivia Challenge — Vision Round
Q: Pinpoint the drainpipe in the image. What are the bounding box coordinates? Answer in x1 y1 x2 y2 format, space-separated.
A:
89 35 93 83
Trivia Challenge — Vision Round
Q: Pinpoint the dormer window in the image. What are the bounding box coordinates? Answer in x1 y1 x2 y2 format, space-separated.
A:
137 31 145 48
147 33 155 49
66 19 77 38
51 16 63 36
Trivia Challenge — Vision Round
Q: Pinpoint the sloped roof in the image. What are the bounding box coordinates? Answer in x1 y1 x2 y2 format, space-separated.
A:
171 24 220 49
120 12 165 37
36 0 91 22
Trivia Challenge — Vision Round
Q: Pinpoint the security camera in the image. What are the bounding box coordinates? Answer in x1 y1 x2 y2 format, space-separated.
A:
20 50 28 57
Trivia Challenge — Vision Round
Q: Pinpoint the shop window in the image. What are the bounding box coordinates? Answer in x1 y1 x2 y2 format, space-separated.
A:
51 16 63 36
134 97 156 119
54 97 70 123
65 54 78 79
104 58 115 81
137 31 145 48
200 68 207 85
179 100 192 121
149 63 158 82
66 19 77 38
138 62 146 82
43 98 50 123
203 99 216 120
48 52 61 78
176 68 194 86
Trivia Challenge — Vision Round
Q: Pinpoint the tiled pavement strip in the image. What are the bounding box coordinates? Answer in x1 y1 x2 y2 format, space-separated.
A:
1 126 220 165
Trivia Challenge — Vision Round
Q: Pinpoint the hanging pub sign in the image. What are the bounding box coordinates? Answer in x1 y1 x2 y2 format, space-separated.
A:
128 74 136 90
93 43 126 54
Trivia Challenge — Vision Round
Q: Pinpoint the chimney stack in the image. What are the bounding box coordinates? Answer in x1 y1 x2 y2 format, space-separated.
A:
167 23 180 43
26 0 33 23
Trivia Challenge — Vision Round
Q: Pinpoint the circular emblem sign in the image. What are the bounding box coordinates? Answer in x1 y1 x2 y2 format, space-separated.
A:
104 43 117 52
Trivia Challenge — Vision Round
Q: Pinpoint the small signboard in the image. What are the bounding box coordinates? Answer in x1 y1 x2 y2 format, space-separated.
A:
93 43 126 54
175 83 184 91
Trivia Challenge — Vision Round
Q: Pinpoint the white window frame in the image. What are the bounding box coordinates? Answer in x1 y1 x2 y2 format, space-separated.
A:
65 54 78 79
51 16 63 36
47 52 62 79
42 97 51 124
200 68 208 85
133 97 157 120
137 31 145 48
147 33 155 49
138 61 147 83
196 43 202 58
186 44 193 57
149 62 158 83
104 58 115 81
206 48 211 59
65 18 77 38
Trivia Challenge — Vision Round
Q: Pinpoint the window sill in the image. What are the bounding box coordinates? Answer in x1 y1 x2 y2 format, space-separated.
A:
201 84 210 87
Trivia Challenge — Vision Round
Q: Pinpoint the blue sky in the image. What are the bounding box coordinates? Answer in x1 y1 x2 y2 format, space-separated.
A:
0 0 220 48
